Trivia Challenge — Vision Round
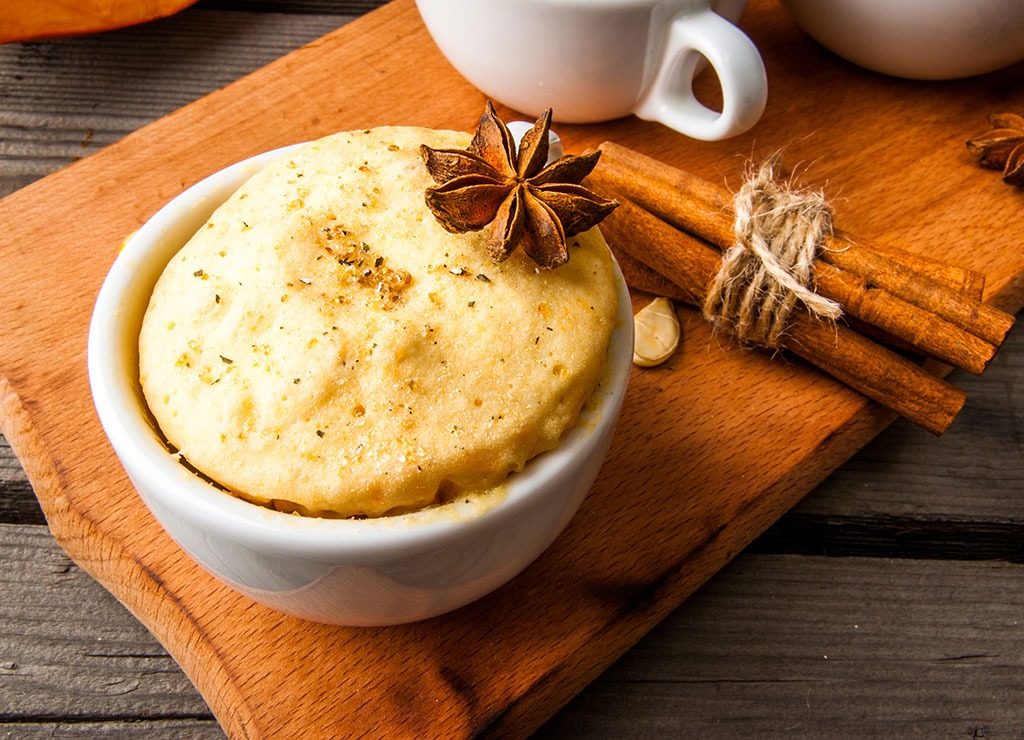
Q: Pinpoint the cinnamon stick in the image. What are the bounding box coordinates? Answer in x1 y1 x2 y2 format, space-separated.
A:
601 198 966 434
863 242 985 301
593 141 1014 352
610 243 691 302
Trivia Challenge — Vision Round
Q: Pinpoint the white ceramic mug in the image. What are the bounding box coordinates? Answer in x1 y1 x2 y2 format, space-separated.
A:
416 0 768 141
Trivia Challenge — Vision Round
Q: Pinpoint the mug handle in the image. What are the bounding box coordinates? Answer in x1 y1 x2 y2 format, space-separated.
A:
633 6 767 140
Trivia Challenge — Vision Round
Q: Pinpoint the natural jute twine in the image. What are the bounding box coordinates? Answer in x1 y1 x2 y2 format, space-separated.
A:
702 157 843 348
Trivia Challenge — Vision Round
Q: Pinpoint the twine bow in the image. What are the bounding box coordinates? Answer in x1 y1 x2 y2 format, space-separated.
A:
703 157 842 347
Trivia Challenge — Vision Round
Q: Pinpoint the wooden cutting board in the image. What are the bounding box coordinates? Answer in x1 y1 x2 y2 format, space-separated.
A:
1 1 1022 737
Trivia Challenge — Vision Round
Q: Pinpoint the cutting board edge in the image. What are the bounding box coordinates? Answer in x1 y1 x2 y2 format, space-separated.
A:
0 336 894 740
0 378 254 738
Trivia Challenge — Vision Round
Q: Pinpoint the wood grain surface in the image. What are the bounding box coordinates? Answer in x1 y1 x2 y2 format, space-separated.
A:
1 1 1023 738
7 521 1024 739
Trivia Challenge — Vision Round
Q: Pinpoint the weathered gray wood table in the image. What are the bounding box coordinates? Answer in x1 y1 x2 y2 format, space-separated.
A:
2 1 1023 737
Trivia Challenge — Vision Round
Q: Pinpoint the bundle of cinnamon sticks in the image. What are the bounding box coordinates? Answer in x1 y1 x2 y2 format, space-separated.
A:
587 142 1015 435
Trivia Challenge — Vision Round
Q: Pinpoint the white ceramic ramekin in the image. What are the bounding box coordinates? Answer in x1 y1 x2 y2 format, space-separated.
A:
87 144 633 626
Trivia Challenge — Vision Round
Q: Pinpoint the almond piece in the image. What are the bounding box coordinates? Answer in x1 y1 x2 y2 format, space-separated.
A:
633 297 680 367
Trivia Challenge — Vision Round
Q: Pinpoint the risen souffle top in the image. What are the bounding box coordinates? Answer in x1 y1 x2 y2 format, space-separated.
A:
138 126 619 518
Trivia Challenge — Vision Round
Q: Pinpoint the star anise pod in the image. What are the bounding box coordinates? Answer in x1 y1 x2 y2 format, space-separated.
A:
966 112 1024 185
421 102 618 269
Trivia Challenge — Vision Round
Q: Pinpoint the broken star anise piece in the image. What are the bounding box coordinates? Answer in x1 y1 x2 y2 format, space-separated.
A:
421 101 618 269
966 112 1024 185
